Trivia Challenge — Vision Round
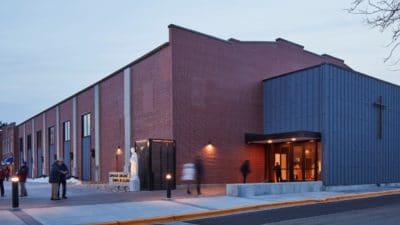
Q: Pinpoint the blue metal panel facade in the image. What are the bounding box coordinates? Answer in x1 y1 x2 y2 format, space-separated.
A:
37 148 43 177
263 66 323 134
63 142 71 174
81 137 91 181
321 64 400 185
263 64 400 186
49 145 55 174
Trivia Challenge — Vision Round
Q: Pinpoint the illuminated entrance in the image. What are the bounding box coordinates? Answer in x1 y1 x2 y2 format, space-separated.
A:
245 131 322 182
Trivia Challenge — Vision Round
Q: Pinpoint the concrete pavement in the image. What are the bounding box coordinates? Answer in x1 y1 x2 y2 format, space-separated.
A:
1 181 400 225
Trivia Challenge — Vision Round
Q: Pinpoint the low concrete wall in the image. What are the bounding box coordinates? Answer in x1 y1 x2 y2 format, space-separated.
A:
226 181 323 197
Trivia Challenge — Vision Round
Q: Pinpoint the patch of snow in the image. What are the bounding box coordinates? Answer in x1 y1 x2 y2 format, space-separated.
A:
27 177 49 183
67 177 82 185
27 177 82 185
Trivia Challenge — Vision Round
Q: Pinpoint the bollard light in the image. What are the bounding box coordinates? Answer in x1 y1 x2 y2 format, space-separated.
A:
166 173 172 199
11 176 19 208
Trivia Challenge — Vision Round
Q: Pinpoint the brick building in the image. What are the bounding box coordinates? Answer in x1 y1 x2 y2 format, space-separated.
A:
13 25 350 188
0 122 18 175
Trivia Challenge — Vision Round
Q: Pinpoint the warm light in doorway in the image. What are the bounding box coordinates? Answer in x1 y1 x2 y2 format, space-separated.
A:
291 138 296 141
116 146 123 155
267 140 273 144
305 149 310 154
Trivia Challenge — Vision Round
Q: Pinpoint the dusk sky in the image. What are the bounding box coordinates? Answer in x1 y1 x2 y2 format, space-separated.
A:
1 0 398 124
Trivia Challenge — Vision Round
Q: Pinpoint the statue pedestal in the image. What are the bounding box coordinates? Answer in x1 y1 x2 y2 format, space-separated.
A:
129 176 140 192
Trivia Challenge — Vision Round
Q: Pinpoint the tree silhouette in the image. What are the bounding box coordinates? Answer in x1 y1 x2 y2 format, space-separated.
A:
349 0 400 66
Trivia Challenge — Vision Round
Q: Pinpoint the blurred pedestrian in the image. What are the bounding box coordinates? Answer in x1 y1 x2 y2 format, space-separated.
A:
49 160 61 200
57 159 69 199
18 161 28 197
181 163 195 194
240 160 250 183
0 166 5 197
194 157 203 195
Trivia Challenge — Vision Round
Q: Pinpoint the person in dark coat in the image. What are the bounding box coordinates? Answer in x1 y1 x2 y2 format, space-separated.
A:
240 160 250 183
274 162 282 182
5 166 10 181
49 160 61 200
57 159 69 199
0 166 5 197
194 157 204 195
18 161 28 197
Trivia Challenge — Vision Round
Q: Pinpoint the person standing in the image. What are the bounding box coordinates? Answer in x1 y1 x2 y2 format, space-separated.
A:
49 160 61 200
0 166 5 197
181 163 195 194
240 160 250 183
58 159 69 199
194 157 204 195
18 161 28 197
5 166 10 181
274 162 282 182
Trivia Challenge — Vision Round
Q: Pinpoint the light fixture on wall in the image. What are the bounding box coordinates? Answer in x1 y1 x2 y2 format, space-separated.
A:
116 146 123 172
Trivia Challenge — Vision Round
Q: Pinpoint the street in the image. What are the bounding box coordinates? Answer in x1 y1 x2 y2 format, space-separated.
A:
186 194 400 225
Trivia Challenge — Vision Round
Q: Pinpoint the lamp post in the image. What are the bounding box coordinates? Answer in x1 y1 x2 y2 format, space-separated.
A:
116 146 123 172
11 176 19 208
165 173 172 199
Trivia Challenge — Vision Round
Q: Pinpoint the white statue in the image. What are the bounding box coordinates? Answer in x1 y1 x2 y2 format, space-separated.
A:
130 148 138 178
129 147 140 192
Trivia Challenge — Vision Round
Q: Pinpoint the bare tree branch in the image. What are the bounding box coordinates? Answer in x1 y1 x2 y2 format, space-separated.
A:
348 0 400 65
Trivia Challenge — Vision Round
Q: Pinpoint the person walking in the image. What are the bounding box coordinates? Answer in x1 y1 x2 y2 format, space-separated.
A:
181 163 195 194
0 166 5 197
58 159 69 199
194 157 204 195
240 160 250 183
49 160 61 200
18 161 28 197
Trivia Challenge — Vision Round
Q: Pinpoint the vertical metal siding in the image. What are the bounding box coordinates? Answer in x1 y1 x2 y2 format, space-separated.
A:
263 66 322 134
321 64 400 185
264 64 400 186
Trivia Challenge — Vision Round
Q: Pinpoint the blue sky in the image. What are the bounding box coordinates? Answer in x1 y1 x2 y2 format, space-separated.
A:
0 0 398 124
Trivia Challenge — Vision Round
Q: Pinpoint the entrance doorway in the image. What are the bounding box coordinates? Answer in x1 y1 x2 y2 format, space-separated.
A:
134 139 176 191
269 141 321 182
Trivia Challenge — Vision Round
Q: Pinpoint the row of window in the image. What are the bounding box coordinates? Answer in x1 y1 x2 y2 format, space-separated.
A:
20 113 91 149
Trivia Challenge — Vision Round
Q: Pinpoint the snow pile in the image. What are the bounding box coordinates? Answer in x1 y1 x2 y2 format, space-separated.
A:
67 177 82 185
27 177 49 183
27 177 82 185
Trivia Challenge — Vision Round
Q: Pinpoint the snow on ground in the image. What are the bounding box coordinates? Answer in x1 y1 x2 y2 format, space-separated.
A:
27 177 82 185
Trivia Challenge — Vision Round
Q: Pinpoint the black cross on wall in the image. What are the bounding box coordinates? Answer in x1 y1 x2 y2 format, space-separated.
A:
373 96 385 139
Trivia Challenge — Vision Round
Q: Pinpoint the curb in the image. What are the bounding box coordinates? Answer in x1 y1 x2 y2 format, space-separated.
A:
90 189 400 225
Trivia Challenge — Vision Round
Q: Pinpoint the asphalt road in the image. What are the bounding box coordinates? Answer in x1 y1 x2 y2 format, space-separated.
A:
185 194 400 225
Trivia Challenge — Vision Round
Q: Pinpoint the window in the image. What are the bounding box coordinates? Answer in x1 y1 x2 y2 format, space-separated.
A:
82 113 91 137
27 135 32 150
49 126 55 145
36 131 42 148
63 121 71 141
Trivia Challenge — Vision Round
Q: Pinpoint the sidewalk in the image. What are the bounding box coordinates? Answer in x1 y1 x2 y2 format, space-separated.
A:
1 181 400 225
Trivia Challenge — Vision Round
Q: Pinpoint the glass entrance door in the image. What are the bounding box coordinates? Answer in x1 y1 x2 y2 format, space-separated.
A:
270 141 321 182
274 146 289 182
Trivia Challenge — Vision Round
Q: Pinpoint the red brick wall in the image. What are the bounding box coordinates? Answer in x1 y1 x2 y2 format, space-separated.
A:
33 115 43 177
59 99 73 173
99 72 124 181
132 45 173 141
45 107 56 174
76 88 94 181
169 26 348 184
